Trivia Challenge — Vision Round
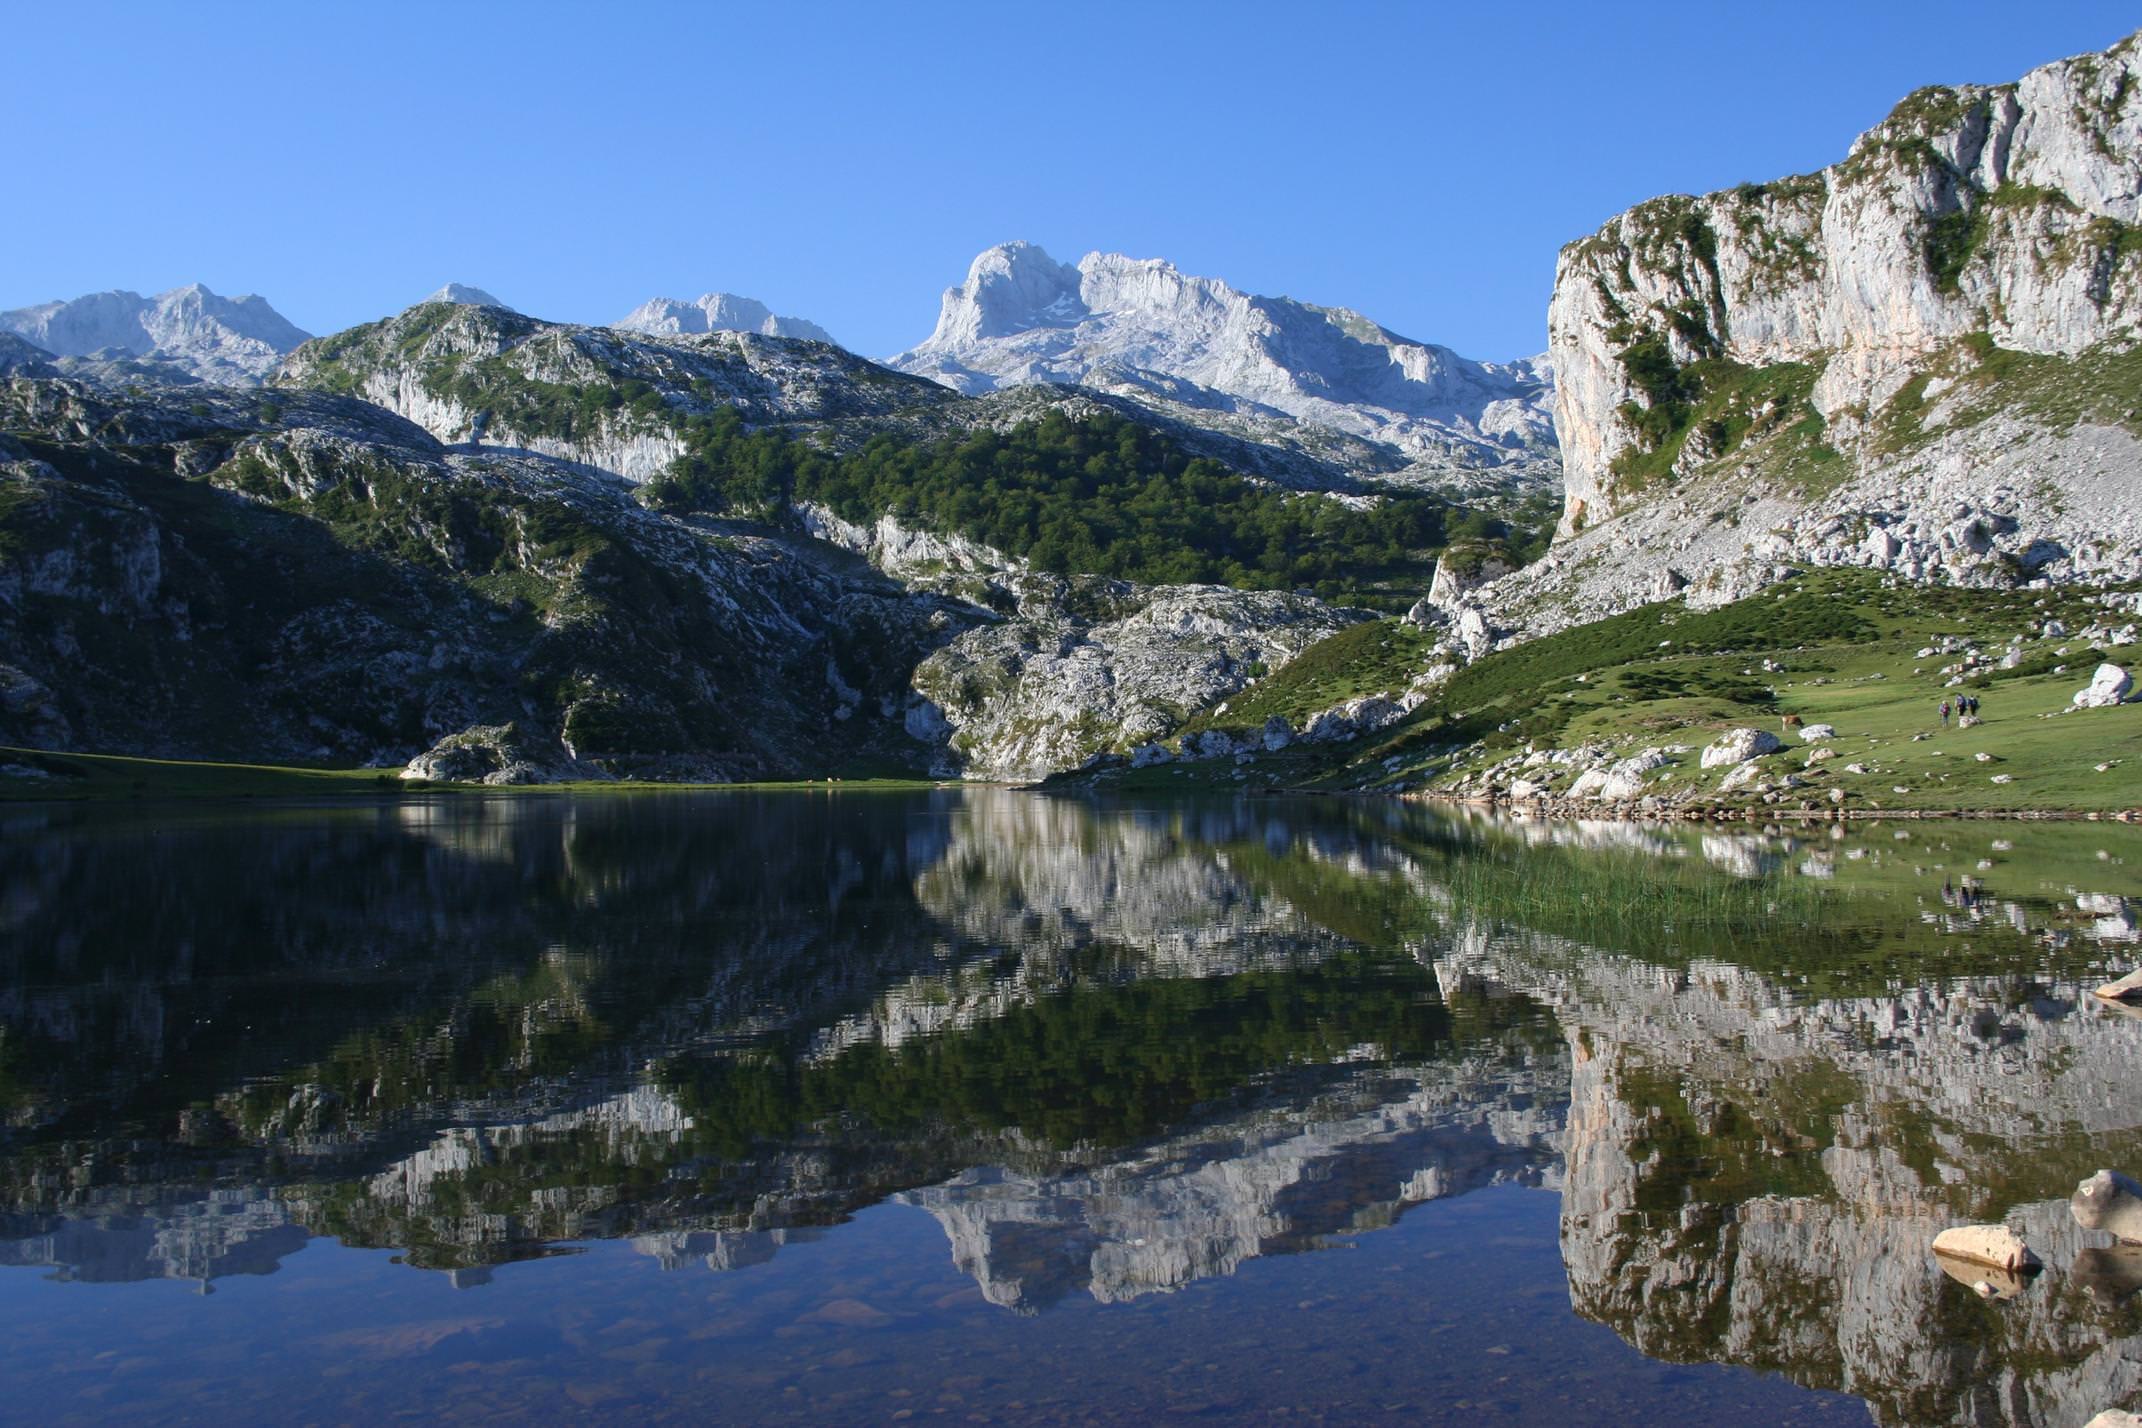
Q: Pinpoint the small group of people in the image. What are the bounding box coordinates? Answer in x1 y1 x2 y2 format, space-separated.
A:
1937 693 1983 727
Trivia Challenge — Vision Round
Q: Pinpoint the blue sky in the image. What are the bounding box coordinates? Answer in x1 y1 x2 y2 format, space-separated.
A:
5 2 2136 360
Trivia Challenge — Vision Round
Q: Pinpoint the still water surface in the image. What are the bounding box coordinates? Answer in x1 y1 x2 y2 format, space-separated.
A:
2 791 2139 1425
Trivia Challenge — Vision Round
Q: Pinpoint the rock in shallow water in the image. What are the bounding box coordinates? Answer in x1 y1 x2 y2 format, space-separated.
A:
1930 1224 2042 1273
2073 1169 2142 1243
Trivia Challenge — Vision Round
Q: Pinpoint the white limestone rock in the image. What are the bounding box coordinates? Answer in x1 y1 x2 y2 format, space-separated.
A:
1701 728 1784 769
1930 1223 2043 1273
1466 33 2142 644
2074 664 2134 709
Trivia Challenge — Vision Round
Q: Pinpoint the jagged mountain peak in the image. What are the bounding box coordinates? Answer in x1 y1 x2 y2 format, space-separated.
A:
0 283 310 386
613 292 834 345
891 242 1558 491
424 283 511 310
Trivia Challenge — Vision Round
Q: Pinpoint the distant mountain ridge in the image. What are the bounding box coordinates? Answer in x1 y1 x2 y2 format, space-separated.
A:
614 292 834 344
426 283 511 310
0 283 310 384
887 241 1558 489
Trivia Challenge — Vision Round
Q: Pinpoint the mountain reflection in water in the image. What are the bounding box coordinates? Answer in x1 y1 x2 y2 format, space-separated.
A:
1 791 2139 1425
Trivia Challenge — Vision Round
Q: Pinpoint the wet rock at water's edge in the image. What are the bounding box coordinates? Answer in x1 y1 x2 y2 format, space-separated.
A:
1930 1224 2042 1273
2097 969 2142 1002
2073 1169 2142 1243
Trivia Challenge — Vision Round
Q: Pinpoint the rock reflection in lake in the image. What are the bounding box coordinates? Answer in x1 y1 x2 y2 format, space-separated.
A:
0 791 2137 1425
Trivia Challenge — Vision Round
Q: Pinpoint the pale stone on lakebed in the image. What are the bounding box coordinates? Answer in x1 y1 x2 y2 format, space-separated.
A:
2095 970 2142 1002
1929 1224 2041 1273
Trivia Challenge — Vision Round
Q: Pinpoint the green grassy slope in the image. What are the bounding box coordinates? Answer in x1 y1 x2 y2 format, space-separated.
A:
1086 570 2142 812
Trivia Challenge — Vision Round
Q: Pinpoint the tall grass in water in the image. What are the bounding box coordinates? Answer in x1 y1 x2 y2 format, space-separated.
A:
1434 845 1833 961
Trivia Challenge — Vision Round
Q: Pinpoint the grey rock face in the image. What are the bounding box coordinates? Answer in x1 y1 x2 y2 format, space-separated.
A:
1490 32 2142 638
401 723 589 785
909 579 1359 781
890 242 1559 496
0 334 57 378
614 292 835 345
1552 33 2142 535
0 283 310 385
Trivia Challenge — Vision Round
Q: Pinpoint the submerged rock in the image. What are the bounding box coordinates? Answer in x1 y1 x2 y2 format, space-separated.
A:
2095 971 2142 1002
1929 1224 2042 1273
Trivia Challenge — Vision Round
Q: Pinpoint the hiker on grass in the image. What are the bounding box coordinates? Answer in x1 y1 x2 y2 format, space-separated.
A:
1940 699 1951 728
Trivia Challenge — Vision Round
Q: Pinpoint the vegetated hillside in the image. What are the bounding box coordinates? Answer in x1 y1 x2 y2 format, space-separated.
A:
0 369 1446 785
0 377 964 780
279 301 1547 609
1495 29 2142 639
1089 569 2142 814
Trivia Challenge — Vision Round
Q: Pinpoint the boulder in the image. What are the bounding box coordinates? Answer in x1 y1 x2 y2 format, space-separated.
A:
402 723 575 785
2073 664 2133 709
2086 1412 2142 1428
1402 596 1450 630
1930 1224 2042 1273
1718 761 1764 793
1455 608 1493 660
1261 715 1292 752
2096 970 2142 1002
1700 728 1784 769
2072 1170 2142 1243
1799 723 1837 742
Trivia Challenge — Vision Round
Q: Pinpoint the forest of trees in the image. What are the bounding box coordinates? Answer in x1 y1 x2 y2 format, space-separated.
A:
645 407 1535 603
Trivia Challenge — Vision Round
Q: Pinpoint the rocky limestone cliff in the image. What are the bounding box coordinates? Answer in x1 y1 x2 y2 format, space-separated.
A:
0 283 310 386
1504 31 2142 636
275 300 947 483
614 292 835 345
908 579 1360 781
890 241 1559 496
